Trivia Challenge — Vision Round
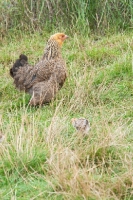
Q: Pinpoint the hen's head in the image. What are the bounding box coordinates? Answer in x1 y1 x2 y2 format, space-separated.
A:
50 33 69 47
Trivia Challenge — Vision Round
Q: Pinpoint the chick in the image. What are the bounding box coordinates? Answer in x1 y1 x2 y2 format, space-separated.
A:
71 118 90 135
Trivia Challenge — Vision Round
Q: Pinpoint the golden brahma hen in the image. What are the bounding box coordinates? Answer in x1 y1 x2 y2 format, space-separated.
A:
10 33 68 106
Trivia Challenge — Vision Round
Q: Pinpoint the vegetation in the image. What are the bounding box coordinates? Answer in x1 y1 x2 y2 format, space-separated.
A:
0 30 133 199
1 0 133 199
1 0 133 36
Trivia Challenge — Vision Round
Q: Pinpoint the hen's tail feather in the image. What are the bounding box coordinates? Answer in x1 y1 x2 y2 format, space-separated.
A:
10 54 28 78
10 54 37 91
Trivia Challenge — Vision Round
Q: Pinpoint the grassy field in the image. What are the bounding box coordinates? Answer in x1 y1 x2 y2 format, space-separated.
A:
0 31 133 199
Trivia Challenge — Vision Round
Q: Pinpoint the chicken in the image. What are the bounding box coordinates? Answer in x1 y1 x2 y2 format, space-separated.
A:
10 33 68 106
71 118 90 135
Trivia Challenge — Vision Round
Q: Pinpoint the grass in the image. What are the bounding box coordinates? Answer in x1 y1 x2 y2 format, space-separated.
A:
0 31 133 199
1 0 133 36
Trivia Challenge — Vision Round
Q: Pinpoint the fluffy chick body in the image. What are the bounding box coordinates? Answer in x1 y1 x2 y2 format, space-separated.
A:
71 118 90 135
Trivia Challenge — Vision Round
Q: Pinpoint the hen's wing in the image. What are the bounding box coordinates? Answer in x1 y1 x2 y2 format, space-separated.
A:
13 58 66 92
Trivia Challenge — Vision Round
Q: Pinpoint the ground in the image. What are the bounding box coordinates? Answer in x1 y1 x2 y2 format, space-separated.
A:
0 31 133 199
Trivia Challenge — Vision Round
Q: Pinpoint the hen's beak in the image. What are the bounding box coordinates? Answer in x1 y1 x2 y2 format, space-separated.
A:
64 35 69 39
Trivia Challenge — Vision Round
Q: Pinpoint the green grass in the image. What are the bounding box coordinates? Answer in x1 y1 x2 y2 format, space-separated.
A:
0 31 133 199
1 0 133 36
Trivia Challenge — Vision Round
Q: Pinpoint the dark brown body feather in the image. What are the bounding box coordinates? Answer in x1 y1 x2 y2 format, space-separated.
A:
10 37 67 106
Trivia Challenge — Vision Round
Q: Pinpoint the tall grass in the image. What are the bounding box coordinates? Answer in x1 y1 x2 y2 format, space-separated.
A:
1 0 133 37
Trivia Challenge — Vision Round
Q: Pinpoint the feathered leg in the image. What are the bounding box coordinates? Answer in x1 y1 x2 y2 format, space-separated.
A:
29 80 58 106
